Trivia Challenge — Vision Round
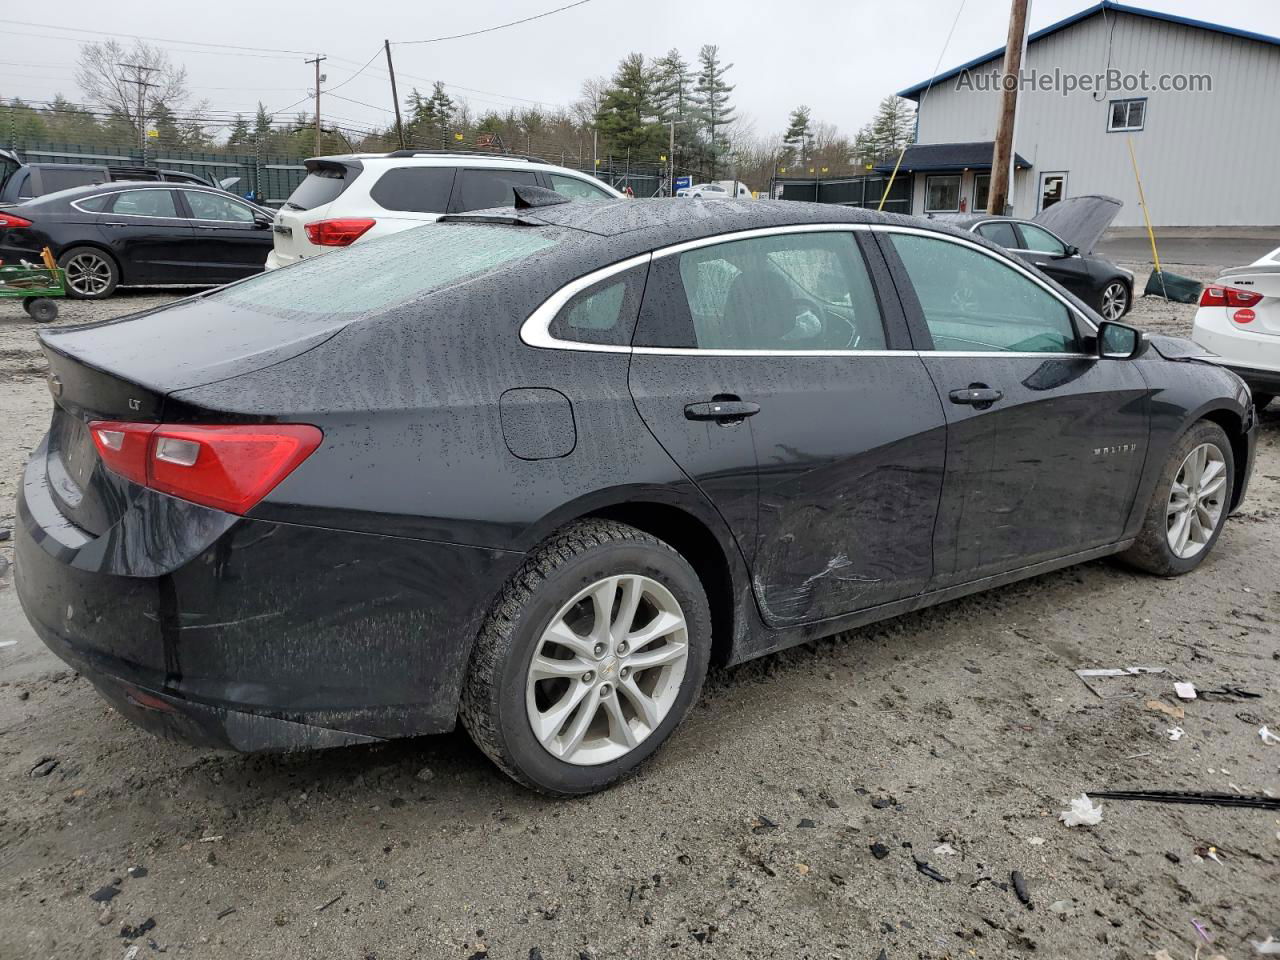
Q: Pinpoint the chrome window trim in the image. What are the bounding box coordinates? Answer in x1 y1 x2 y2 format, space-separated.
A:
519 253 652 354
632 347 915 358
651 223 868 260
72 186 186 221
868 223 1098 334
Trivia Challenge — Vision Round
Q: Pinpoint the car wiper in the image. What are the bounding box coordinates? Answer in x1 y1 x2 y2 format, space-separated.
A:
284 202 306 211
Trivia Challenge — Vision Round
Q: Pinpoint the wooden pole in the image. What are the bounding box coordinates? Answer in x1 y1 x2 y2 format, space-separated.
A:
384 41 406 150
988 0 1028 215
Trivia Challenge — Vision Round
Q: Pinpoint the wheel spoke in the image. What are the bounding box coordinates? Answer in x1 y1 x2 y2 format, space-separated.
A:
602 694 639 749
589 578 620 643
529 654 591 680
1199 475 1226 501
1170 508 1192 554
533 680 591 745
611 576 643 645
558 686 602 757
618 676 661 730
627 609 685 649
627 640 687 672
542 619 597 660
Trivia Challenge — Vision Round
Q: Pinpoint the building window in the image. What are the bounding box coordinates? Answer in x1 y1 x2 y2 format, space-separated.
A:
1109 98 1146 132
924 174 961 213
973 173 991 212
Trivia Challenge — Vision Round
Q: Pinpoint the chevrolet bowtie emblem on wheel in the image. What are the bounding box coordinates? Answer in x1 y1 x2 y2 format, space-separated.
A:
46 374 62 397
1094 443 1137 456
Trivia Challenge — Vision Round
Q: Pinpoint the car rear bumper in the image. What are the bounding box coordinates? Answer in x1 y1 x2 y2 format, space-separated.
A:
15 443 522 750
1192 310 1280 384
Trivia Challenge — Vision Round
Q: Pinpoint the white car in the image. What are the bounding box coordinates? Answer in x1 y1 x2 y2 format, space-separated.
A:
1191 245 1280 408
266 151 623 269
675 181 753 199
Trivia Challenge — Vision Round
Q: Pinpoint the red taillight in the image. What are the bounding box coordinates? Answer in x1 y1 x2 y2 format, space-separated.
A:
89 421 322 515
0 212 33 228
1201 284 1263 308
303 218 375 246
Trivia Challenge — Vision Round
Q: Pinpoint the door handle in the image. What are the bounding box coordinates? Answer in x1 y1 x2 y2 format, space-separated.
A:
949 385 1004 407
684 398 760 423
103 221 129 228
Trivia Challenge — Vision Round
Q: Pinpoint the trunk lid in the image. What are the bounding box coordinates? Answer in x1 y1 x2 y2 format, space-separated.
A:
1032 194 1122 254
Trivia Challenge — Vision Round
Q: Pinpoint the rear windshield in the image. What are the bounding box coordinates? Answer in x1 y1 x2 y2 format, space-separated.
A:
37 167 105 195
211 223 558 318
285 167 353 211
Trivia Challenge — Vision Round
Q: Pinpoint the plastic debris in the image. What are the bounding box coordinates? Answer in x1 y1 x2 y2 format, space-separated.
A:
1192 919 1212 943
1010 870 1033 908
1174 682 1197 700
1059 794 1103 827
1260 726 1280 745
1026 836 1046 845
912 856 950 883
932 843 957 856
1147 699 1185 720
1253 936 1280 955
1168 727 1185 741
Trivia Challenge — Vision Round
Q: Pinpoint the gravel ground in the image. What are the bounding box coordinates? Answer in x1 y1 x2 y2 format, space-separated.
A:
1 266 1278 960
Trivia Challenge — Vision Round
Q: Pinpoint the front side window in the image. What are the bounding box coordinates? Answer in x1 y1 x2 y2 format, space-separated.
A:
453 169 540 212
1109 98 1146 132
639 232 886 352
889 232 1079 353
924 175 961 213
185 191 255 222
110 189 178 218
369 167 455 213
1017 223 1066 255
549 174 613 201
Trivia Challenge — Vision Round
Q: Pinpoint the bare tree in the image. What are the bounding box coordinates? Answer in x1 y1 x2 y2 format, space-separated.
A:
75 39 191 143
571 77 609 128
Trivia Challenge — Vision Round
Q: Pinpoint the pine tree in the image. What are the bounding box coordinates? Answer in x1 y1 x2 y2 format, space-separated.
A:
781 105 813 167
860 96 916 162
228 113 250 148
596 52 665 157
693 45 735 178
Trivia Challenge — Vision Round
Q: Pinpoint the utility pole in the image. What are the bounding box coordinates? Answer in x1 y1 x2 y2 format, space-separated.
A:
305 54 326 156
384 41 406 149
116 62 157 156
669 121 675 196
988 0 1029 215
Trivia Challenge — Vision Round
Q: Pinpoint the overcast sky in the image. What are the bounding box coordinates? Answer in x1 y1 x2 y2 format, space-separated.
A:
2 0 1278 141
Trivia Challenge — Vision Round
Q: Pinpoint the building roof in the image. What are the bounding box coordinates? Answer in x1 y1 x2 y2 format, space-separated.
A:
871 141 1031 174
898 1 1280 100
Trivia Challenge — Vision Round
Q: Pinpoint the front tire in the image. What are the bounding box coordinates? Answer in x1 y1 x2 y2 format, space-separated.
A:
1121 420 1233 575
460 520 711 795
58 246 119 299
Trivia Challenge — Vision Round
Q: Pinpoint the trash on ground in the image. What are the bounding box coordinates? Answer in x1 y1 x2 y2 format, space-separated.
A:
932 843 957 856
1059 794 1103 827
1025 836 1046 846
1168 727 1185 741
315 892 344 912
1253 936 1280 955
1074 666 1166 698
89 885 120 903
912 856 950 883
1260 726 1280 745
1174 682 1197 700
119 917 156 939
1091 790 1280 811
1192 919 1212 943
1147 699 1186 720
1011 870 1032 908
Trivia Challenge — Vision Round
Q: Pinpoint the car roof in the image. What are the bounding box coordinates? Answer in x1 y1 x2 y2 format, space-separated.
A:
315 151 589 172
12 180 255 209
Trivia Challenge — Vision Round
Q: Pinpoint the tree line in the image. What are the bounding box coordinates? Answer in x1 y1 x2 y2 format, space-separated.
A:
2 38 917 189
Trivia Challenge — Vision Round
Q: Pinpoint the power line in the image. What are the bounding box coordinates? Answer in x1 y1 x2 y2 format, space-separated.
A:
397 0 597 44
0 28 303 60
0 18 316 55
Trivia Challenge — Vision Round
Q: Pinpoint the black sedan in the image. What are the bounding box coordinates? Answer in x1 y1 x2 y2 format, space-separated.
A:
15 193 1255 795
0 182 274 299
944 195 1135 321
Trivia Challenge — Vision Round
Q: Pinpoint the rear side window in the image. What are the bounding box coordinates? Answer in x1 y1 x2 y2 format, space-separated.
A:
111 190 178 218
976 221 1018 248
888 233 1078 353
549 265 647 346
369 167 455 213
212 223 558 319
549 174 613 201
36 167 104 195
636 232 885 352
74 194 112 212
453 169 540 212
286 167 353 211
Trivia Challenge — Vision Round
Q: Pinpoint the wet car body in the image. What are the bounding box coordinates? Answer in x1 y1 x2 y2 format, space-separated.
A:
15 198 1255 755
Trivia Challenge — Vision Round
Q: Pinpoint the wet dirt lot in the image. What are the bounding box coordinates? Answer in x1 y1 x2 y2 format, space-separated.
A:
0 269 1277 960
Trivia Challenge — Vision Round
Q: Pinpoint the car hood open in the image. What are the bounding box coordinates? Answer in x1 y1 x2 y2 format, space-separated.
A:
1033 195 1122 255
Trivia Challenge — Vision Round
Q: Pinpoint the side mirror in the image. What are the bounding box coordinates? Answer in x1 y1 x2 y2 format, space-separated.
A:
1097 320 1147 360
253 213 271 229
1057 244 1079 258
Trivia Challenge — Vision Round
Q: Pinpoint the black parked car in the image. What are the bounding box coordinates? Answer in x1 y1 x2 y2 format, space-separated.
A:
15 193 1255 795
943 195 1135 321
0 183 273 298
0 148 236 203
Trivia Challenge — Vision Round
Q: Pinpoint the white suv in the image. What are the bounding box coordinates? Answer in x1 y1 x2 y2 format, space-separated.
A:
266 151 623 269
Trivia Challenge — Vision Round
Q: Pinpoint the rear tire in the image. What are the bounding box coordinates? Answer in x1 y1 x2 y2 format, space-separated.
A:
58 247 118 299
1098 279 1130 321
460 520 711 796
1121 420 1233 576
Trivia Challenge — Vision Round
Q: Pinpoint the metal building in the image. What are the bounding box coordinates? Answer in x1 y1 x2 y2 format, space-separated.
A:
895 1 1280 228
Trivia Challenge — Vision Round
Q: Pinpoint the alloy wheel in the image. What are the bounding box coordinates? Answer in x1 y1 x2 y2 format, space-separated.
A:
1101 281 1128 321
65 253 113 297
526 574 689 766
1166 442 1227 559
